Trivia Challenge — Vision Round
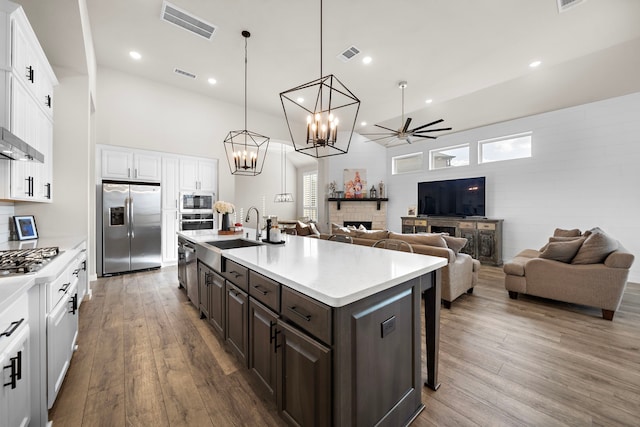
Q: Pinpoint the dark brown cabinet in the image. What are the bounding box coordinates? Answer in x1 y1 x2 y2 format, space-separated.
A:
248 299 278 396
208 269 225 336
198 262 210 319
225 281 248 366
276 320 331 427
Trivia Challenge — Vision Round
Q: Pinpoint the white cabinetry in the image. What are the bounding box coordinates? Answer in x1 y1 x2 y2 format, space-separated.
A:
0 4 56 202
179 157 217 192
101 148 161 182
161 156 179 264
162 210 178 263
0 293 30 427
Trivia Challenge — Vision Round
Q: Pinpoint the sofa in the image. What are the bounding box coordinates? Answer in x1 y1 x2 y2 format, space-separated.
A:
307 223 480 308
503 227 634 320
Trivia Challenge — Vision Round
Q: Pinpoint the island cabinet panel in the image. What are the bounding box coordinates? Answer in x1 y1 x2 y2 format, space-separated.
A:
225 281 248 366
248 299 278 397
222 259 249 292
249 271 280 312
281 287 332 346
276 320 332 427
208 269 225 337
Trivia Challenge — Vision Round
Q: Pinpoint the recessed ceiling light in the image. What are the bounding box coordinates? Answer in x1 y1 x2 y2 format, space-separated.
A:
297 97 304 103
208 77 217 85
129 51 142 60
360 121 367 127
529 60 541 68
425 99 433 104
362 56 372 65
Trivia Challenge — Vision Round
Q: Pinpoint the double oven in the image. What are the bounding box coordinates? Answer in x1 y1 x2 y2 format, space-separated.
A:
179 191 215 231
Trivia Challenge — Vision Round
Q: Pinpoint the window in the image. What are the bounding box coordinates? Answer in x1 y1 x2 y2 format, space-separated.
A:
429 144 469 170
479 132 532 164
302 171 318 221
392 152 423 175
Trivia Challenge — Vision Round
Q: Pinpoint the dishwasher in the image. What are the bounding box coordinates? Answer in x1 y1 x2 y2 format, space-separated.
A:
178 237 199 308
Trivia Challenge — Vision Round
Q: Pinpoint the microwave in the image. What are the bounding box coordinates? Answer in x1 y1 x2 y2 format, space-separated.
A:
179 192 215 213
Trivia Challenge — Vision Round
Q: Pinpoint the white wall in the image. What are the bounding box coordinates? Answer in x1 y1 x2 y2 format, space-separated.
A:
385 92 640 282
0 201 14 243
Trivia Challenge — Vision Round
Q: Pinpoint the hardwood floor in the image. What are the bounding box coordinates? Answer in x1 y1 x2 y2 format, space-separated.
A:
49 266 640 426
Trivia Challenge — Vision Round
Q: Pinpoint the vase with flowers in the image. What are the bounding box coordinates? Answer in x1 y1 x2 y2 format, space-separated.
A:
214 201 235 231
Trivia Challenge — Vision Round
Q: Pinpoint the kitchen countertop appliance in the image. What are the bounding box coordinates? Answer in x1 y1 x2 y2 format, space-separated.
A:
102 181 161 275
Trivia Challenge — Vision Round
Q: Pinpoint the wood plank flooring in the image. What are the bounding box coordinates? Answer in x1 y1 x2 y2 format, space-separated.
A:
49 266 640 426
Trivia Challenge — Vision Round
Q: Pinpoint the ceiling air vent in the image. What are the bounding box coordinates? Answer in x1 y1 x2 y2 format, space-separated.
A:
557 0 587 13
174 68 196 79
161 1 217 40
337 45 360 62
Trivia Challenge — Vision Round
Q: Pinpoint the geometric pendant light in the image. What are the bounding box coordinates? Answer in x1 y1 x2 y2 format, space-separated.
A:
223 30 270 175
279 0 360 159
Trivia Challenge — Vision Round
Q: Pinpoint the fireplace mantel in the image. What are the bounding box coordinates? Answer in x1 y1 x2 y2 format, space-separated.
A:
327 197 388 210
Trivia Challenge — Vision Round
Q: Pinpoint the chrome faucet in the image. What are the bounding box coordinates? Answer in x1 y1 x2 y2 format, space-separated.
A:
246 206 261 241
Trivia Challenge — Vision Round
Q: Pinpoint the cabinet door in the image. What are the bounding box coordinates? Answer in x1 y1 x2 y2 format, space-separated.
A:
197 159 217 192
9 79 36 200
459 229 477 258
46 288 77 409
101 148 133 180
33 113 53 201
478 230 496 263
225 282 248 366
276 320 331 427
208 271 225 337
161 210 178 263
0 326 31 427
133 153 161 182
179 157 199 190
249 299 278 397
10 18 32 93
161 156 179 210
198 264 210 319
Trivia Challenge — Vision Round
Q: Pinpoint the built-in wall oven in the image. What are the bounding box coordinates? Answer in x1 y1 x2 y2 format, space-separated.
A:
180 191 215 213
179 213 215 230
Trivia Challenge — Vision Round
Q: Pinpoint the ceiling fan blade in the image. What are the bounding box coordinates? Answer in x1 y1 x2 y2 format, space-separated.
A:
408 119 444 133
361 132 399 136
374 124 399 132
402 118 412 133
411 135 438 140
412 127 453 134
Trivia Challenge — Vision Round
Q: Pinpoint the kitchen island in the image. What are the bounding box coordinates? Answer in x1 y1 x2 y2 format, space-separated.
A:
179 230 446 426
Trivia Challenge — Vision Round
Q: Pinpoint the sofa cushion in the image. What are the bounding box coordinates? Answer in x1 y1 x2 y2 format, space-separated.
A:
571 230 618 264
389 232 447 248
503 257 528 276
330 223 353 236
442 235 468 254
354 229 389 240
554 228 582 237
539 237 586 263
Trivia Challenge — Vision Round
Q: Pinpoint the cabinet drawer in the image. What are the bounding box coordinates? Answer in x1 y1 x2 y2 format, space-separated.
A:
249 271 280 312
0 293 29 343
222 259 249 292
402 219 414 225
458 222 475 229
477 222 496 230
414 219 427 227
282 287 332 345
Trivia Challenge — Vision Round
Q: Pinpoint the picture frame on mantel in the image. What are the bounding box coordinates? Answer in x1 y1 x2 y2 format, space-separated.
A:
344 169 366 199
407 206 417 217
14 215 38 240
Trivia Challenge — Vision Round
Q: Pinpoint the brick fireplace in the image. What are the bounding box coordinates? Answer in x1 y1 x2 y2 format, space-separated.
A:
328 200 387 230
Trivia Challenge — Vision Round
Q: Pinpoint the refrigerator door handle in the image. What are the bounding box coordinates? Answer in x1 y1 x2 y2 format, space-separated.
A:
130 196 135 238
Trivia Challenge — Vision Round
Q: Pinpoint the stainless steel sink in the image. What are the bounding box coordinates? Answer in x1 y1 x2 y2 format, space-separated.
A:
205 239 263 250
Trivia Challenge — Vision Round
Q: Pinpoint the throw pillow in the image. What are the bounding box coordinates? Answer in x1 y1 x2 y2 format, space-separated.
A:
308 222 321 236
539 238 586 263
571 231 618 264
358 224 367 231
442 235 468 254
553 228 581 238
331 223 352 236
354 229 389 240
539 236 583 252
295 220 311 236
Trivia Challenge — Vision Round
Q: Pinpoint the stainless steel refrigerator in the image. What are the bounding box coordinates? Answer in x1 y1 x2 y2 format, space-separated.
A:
102 181 161 275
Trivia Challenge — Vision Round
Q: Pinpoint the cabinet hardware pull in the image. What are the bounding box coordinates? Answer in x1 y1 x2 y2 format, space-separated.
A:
204 272 211 286
15 351 22 381
45 94 52 107
82 260 87 271
26 65 34 83
287 306 311 322
0 318 24 338
3 355 17 389
273 328 281 353
72 269 80 277
45 183 51 199
70 294 78 314
229 270 242 279
59 282 70 292
252 284 268 296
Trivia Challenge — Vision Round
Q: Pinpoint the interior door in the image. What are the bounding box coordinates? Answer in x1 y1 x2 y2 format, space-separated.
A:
130 184 161 271
102 182 130 274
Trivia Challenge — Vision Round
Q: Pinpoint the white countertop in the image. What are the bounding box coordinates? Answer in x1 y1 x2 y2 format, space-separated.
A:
180 230 447 307
0 236 87 313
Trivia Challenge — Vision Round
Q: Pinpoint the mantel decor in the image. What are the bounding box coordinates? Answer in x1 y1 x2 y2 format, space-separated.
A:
279 0 360 158
327 197 389 210
223 30 270 176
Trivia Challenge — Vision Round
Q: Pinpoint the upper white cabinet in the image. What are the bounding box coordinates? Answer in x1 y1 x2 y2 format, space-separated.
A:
179 156 217 192
161 156 179 210
101 148 161 182
0 3 56 202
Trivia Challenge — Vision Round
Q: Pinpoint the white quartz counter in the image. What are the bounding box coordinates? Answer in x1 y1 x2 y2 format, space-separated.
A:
181 230 447 307
0 236 87 312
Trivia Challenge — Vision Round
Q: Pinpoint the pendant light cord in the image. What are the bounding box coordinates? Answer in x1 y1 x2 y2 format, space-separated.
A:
244 34 248 135
320 0 323 79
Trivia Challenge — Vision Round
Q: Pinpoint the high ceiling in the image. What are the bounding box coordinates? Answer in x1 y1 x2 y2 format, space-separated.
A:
16 0 640 145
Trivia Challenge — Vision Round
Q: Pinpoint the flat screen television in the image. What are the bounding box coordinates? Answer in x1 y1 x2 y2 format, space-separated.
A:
418 177 486 217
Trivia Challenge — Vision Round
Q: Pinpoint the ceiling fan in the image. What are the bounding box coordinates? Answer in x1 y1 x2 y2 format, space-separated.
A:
363 81 452 145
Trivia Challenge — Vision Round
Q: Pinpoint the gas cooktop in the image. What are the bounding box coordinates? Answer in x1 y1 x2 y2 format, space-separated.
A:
0 247 60 277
